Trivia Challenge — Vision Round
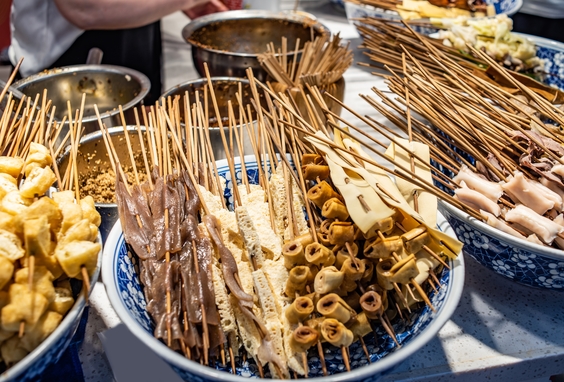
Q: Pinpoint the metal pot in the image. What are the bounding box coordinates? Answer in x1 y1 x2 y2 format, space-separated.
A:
182 10 330 80
57 126 145 242
13 65 150 143
161 77 266 160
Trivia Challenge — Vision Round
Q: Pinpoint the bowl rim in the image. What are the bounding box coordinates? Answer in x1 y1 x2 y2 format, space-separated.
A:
13 64 151 124
343 0 523 17
102 159 465 381
0 234 103 381
439 199 564 261
160 77 250 103
181 10 331 58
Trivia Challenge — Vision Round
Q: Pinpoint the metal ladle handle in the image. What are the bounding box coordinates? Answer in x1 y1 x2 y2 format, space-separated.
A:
86 47 104 65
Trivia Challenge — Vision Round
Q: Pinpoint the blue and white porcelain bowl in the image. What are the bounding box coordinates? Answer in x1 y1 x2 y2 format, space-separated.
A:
345 0 523 35
103 155 465 381
518 33 564 91
438 200 564 290
0 236 103 382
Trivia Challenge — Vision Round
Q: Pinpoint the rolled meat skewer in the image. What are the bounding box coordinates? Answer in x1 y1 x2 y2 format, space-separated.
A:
319 318 354 371
505 204 564 244
359 291 399 346
454 181 501 217
502 172 559 215
453 165 503 202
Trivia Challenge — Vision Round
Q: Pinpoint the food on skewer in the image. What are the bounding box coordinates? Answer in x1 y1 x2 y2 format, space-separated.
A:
349 0 494 20
0 145 100 370
106 62 463 378
433 15 544 73
350 18 564 251
355 18 564 103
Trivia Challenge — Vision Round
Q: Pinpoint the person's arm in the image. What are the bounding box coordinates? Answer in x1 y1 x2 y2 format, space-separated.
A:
53 0 227 30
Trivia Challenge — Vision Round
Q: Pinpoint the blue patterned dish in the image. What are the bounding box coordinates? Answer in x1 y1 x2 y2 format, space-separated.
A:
517 33 564 91
0 235 103 382
103 155 464 381
428 32 564 91
438 200 564 290
345 0 523 36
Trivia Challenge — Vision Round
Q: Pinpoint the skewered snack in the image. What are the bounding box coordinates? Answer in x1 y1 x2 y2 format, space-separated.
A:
106 57 464 378
0 143 101 370
356 18 564 103
432 15 544 73
350 18 564 250
349 0 493 20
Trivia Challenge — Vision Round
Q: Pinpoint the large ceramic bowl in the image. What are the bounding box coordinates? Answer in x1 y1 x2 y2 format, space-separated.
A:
438 200 564 290
0 235 103 381
518 33 564 91
427 32 564 91
103 155 465 381
345 0 523 35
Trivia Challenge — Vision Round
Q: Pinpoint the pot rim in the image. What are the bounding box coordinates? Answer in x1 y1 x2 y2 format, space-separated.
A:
160 76 250 100
13 64 151 124
182 10 330 58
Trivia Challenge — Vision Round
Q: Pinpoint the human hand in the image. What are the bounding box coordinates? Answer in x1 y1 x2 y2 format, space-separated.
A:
183 0 229 19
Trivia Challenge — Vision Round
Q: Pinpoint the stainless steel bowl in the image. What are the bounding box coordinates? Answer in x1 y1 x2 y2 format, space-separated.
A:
161 77 265 160
58 126 145 242
182 10 330 80
13 65 150 138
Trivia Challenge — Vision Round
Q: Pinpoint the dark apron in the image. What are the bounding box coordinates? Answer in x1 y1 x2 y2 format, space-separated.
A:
50 21 163 104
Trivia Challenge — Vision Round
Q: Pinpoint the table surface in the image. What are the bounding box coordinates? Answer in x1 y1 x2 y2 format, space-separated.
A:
79 2 564 381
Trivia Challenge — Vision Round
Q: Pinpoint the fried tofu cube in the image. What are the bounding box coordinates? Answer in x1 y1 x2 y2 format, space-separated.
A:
0 156 24 178
52 190 74 205
0 212 15 234
0 174 17 201
0 257 13 290
20 311 62 352
53 191 82 234
60 219 94 244
24 216 51 258
0 229 25 262
1 190 32 216
55 241 100 278
22 197 63 235
49 287 74 316
1 335 29 366
23 143 52 177
80 196 101 227
19 166 56 198
2 284 49 331
14 266 55 304
90 224 99 241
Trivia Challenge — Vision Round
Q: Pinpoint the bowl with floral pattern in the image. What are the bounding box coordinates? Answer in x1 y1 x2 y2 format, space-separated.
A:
103 155 465 381
345 0 522 35
516 33 564 91
0 235 103 382
438 199 564 290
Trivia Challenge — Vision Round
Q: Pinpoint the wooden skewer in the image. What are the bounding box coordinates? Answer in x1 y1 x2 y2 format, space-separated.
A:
341 345 351 372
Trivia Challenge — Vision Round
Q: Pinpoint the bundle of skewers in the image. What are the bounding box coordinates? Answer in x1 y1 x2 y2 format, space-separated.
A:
354 21 564 249
0 65 101 371
355 18 564 103
257 34 353 127
347 0 493 19
103 62 463 378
